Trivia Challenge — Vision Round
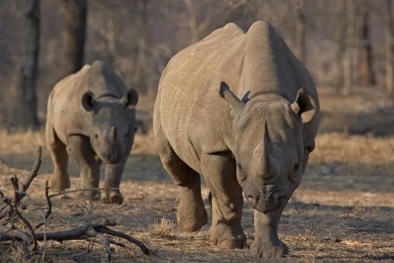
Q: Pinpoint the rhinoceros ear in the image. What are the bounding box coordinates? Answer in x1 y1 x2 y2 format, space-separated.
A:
290 88 316 123
82 91 96 112
219 81 245 115
120 88 139 108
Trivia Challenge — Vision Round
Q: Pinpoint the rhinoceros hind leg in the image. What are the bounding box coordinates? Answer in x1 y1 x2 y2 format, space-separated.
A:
46 125 70 191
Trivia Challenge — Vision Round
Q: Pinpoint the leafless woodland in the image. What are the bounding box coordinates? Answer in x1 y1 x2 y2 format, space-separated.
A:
0 0 393 130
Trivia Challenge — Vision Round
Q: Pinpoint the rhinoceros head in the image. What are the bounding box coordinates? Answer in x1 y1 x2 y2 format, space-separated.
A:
81 88 139 164
219 81 316 213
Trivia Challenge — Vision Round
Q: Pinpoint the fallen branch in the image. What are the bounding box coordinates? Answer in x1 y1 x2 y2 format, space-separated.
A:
0 146 150 261
0 222 150 255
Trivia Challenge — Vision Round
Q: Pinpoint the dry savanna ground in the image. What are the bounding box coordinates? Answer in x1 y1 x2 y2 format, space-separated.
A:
0 128 394 263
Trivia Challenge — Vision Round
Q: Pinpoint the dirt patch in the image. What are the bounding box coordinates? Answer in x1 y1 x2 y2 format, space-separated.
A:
1 131 394 262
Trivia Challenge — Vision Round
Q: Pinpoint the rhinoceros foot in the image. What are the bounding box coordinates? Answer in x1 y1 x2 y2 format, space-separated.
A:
209 224 246 249
49 173 71 191
176 188 207 232
177 209 207 232
100 190 124 205
250 237 288 258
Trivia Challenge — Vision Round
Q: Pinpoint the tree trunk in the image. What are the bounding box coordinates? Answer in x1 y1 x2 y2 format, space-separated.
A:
357 0 376 87
343 0 355 95
335 0 346 90
386 0 394 95
61 0 87 78
295 0 306 63
15 0 40 130
136 0 149 94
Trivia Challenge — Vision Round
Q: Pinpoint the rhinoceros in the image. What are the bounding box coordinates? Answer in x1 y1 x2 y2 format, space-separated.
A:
46 60 139 204
153 21 319 257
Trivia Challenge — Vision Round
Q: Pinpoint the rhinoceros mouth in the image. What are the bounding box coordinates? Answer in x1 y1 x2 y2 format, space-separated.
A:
250 194 287 214
96 151 123 165
105 155 122 164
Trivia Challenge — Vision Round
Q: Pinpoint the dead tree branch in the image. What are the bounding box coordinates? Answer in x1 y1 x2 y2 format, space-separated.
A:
0 146 150 261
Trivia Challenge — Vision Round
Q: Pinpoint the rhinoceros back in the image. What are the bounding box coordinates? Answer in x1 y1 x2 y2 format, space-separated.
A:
155 21 319 170
155 23 248 163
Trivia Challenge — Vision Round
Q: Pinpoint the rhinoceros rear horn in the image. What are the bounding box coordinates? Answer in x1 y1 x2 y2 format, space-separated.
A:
82 91 96 112
290 88 316 123
120 88 139 108
219 81 245 115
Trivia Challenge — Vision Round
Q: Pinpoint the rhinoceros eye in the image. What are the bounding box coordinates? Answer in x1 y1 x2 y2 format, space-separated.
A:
293 163 299 173
289 163 300 183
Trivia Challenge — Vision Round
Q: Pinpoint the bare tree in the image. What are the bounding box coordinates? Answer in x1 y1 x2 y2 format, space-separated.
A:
61 0 87 77
15 0 40 130
356 0 375 87
385 0 394 95
335 0 346 90
343 0 356 95
181 0 212 44
295 0 306 63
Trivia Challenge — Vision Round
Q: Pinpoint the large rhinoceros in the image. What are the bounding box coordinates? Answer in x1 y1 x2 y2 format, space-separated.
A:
46 60 139 204
153 21 319 257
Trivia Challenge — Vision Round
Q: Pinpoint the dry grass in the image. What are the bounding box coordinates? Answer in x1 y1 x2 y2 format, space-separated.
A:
1 128 394 262
148 218 175 237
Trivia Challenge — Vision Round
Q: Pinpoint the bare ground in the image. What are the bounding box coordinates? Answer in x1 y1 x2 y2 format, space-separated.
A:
0 129 394 263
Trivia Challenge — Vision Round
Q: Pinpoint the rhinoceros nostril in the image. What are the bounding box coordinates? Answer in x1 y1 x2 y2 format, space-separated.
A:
247 195 259 207
277 196 286 204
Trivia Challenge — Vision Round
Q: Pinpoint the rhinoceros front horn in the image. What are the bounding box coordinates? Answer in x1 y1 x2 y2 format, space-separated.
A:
219 81 245 115
110 125 117 141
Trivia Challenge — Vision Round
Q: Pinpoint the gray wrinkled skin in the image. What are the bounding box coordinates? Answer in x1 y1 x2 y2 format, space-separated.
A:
46 60 139 204
153 21 319 258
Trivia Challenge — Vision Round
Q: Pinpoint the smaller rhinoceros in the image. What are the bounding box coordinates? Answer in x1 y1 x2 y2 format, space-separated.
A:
46 60 139 204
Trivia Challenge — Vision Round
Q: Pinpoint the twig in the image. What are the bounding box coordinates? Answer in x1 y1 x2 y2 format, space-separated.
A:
19 146 42 192
48 187 121 199
96 226 150 255
0 207 11 221
14 209 37 252
10 176 20 207
34 181 52 230
87 226 111 262
0 157 14 169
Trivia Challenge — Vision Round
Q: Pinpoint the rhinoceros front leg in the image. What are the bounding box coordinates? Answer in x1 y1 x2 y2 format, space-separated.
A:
100 135 134 205
250 201 289 258
201 153 246 249
155 134 207 231
100 161 125 205
68 135 101 201
163 155 207 231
